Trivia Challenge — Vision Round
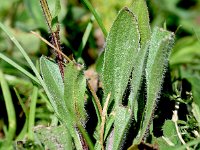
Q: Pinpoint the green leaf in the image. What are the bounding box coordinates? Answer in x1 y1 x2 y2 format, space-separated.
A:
52 0 61 18
135 27 174 144
24 0 47 29
34 125 72 150
102 7 140 106
131 0 151 46
162 120 180 145
112 106 132 150
40 57 87 150
0 53 40 85
128 43 149 119
64 62 87 125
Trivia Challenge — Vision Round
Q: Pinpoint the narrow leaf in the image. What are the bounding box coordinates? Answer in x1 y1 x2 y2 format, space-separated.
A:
128 43 149 119
64 62 87 125
102 7 140 106
0 70 16 145
28 86 38 140
135 27 174 144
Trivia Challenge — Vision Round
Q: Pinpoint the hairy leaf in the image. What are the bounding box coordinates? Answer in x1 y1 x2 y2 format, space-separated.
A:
128 43 149 119
131 0 151 46
40 56 66 118
40 57 83 150
64 62 87 125
112 106 132 150
35 125 72 150
135 27 174 144
102 7 140 106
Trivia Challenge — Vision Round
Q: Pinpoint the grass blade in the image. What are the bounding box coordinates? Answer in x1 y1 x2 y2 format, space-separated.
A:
77 16 94 58
0 53 40 85
0 70 16 145
81 0 107 37
28 86 38 140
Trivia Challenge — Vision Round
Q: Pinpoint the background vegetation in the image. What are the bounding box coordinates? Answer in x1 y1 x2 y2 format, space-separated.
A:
0 0 200 149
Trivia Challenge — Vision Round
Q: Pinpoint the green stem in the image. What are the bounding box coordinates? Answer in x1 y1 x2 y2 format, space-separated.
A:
81 0 108 37
0 70 16 144
28 86 38 140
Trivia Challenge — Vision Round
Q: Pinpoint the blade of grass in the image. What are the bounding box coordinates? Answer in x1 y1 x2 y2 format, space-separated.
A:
28 86 38 140
0 22 58 116
77 16 94 58
0 70 16 145
0 53 40 85
14 88 29 141
81 0 107 37
14 88 28 117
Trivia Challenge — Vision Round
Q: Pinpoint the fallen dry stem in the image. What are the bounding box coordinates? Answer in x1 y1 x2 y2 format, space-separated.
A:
31 31 71 63
100 93 111 150
87 80 102 115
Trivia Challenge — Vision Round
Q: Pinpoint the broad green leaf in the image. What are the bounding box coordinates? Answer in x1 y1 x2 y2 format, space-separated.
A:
102 7 140 106
131 0 151 46
162 120 180 145
34 125 72 150
64 62 87 124
134 27 174 144
112 106 132 150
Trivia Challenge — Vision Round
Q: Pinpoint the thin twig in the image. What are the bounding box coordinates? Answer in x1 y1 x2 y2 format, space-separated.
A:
87 80 102 115
31 31 72 63
100 93 111 150
172 110 190 150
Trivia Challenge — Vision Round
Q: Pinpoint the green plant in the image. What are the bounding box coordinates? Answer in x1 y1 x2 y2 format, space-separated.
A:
1 0 200 150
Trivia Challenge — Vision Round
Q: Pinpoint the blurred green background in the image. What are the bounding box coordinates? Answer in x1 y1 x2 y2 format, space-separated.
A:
0 0 200 148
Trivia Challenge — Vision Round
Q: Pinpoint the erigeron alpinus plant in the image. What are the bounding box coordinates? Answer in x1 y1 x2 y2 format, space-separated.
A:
0 0 184 149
